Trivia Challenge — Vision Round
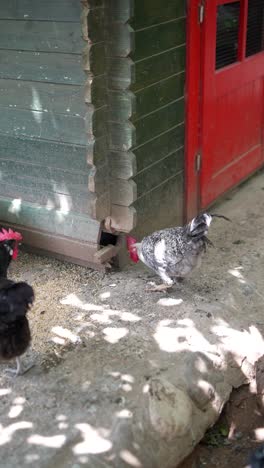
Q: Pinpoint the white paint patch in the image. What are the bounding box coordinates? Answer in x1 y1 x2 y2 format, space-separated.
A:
154 239 166 263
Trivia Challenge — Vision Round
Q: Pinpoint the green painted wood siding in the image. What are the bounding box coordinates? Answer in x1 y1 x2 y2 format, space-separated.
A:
0 0 102 243
106 0 185 237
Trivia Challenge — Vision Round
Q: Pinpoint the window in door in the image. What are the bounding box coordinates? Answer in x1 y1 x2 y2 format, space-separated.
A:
216 2 240 69
246 0 264 57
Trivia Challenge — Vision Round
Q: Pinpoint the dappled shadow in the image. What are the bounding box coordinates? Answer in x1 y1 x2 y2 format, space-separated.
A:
1 172 264 467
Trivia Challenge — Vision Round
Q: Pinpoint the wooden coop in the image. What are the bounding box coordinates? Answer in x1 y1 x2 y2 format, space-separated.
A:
0 0 263 268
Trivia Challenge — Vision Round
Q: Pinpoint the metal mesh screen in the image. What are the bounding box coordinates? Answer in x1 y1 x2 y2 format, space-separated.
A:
216 2 240 70
246 0 264 57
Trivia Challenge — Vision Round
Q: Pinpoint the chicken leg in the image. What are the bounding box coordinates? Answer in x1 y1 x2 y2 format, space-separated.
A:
146 269 174 292
4 357 34 377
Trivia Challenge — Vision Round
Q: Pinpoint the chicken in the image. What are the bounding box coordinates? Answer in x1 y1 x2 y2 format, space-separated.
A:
0 278 34 376
127 213 230 291
0 228 22 278
248 446 264 467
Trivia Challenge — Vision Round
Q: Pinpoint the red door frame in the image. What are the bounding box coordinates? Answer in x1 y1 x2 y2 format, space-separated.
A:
185 0 264 222
185 0 202 221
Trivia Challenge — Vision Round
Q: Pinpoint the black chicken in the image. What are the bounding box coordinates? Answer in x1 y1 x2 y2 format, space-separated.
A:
0 278 34 376
0 228 22 277
127 213 230 291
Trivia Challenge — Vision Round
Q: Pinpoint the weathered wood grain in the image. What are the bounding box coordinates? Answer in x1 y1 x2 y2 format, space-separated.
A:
110 179 137 206
109 121 136 151
133 172 184 238
134 148 184 197
134 124 184 172
132 46 186 91
0 79 86 116
0 135 89 172
134 97 184 146
132 0 186 29
0 0 82 21
0 20 83 53
134 73 185 118
132 18 186 61
0 159 89 193
108 205 137 232
0 50 85 85
0 107 87 145
109 151 137 179
0 197 100 243
0 182 91 215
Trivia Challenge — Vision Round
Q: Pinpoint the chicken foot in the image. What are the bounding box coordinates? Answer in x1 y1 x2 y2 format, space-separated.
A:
4 357 34 377
146 269 174 292
146 282 173 292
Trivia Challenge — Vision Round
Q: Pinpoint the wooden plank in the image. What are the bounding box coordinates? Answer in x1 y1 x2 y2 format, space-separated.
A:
0 135 89 172
0 79 86 116
0 182 92 215
0 50 85 85
134 73 185 118
2 223 103 269
90 191 111 221
108 89 135 121
134 148 184 197
134 124 185 172
88 6 106 44
0 160 90 194
94 245 119 263
109 151 137 179
0 0 82 21
87 135 108 168
107 57 133 90
108 23 134 57
132 0 186 29
134 97 184 146
110 179 137 206
132 18 186 61
82 43 106 76
133 173 184 239
106 205 137 233
0 197 100 243
108 47 185 91
0 107 87 145
132 46 186 91
108 0 132 24
85 74 107 109
88 164 109 194
109 121 136 151
0 20 84 53
85 105 107 138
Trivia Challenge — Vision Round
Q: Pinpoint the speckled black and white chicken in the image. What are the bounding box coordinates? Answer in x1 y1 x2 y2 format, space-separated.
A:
127 213 230 291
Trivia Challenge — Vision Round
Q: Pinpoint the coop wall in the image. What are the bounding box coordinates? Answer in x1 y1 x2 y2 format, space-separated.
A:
0 0 108 263
104 0 186 238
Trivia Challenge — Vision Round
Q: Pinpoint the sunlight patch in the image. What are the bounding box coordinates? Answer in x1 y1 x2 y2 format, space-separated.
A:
157 298 183 307
120 450 142 467
103 327 128 344
28 434 66 448
73 423 112 455
8 198 22 215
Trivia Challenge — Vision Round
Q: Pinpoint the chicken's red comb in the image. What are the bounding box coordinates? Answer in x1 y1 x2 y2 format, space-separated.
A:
0 228 23 242
126 236 139 263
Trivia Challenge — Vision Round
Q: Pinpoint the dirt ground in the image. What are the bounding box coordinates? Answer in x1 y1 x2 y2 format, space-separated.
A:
1 169 264 467
179 384 264 468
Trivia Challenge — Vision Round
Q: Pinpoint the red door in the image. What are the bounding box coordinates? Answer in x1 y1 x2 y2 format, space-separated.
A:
187 0 264 213
201 0 264 208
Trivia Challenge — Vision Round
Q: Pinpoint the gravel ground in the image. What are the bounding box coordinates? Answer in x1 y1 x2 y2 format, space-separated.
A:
0 169 264 468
